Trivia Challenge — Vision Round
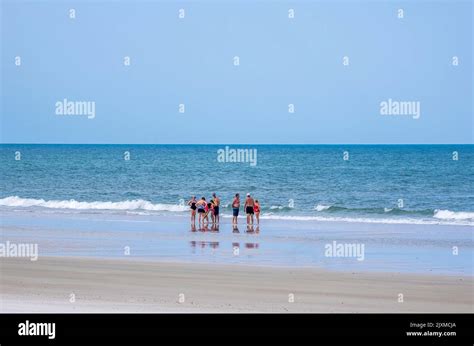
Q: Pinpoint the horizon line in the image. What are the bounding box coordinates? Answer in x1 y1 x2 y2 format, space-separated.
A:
1 143 473 146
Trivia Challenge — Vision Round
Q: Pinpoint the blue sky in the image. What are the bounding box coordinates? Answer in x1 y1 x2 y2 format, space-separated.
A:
1 0 472 144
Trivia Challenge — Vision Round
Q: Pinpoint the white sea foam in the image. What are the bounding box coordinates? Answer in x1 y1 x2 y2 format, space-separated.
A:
270 205 284 210
0 196 188 212
256 214 472 226
433 209 474 221
219 212 473 226
384 208 393 213
314 204 331 212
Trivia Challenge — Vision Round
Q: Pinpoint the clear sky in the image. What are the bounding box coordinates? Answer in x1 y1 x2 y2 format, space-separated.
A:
1 0 472 144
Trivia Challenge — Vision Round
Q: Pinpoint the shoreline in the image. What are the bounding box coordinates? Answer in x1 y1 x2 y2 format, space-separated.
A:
1 211 473 275
1 203 473 227
1 256 472 313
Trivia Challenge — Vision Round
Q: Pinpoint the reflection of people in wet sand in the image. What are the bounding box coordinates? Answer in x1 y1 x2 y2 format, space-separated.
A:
245 243 259 249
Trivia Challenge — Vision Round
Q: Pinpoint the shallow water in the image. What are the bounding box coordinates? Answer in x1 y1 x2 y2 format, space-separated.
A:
1 211 472 275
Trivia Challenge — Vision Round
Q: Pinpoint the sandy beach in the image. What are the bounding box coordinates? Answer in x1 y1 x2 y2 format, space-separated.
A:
1 210 473 313
1 256 472 313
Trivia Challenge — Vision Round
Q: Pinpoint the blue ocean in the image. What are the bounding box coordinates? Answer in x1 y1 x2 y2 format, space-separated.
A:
1 144 473 226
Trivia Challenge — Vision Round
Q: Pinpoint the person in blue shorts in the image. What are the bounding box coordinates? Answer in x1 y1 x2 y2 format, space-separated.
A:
232 193 240 225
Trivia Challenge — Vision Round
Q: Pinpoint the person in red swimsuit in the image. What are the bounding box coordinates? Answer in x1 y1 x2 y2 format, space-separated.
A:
254 199 261 225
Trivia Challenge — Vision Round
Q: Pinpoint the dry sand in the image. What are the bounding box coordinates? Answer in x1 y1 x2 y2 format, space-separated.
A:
0 257 472 313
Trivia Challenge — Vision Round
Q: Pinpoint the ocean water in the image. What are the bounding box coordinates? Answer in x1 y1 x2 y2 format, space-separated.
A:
0 144 473 226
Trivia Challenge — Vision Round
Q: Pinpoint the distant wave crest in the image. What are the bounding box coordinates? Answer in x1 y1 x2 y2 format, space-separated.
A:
314 204 331 211
269 205 294 211
0 196 188 212
258 214 472 226
433 209 474 221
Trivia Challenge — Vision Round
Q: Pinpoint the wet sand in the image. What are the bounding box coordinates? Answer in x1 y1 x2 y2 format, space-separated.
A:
1 211 472 275
1 257 472 313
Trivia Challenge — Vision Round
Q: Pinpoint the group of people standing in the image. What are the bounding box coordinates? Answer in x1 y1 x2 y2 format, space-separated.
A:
188 193 260 226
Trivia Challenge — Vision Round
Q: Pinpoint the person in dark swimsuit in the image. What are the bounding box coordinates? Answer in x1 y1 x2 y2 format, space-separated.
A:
244 193 255 226
212 193 220 225
196 197 207 225
187 196 197 224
